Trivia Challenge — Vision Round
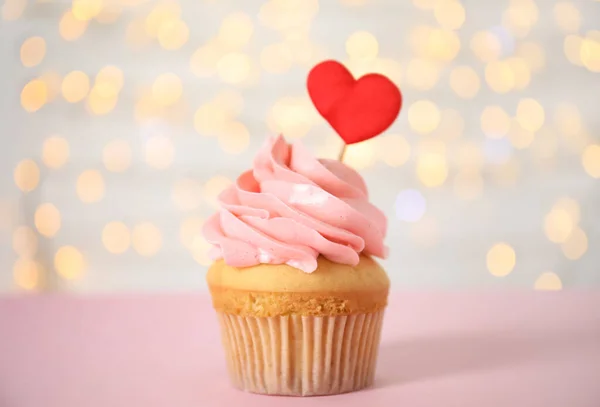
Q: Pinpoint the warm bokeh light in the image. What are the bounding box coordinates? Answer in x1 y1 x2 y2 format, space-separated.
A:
453 169 484 200
516 41 545 72
267 97 313 139
564 34 583 66
76 170 105 203
144 135 175 169
487 243 516 277
561 227 588 260
42 136 69 169
13 259 43 291
544 208 574 243
449 65 480 99
581 35 600 72
434 0 465 30
219 12 254 49
457 142 484 171
86 86 118 115
193 103 230 136
485 61 514 93
218 122 251 154
417 152 448 187
213 89 244 116
158 19 189 50
425 28 460 62
72 0 103 21
470 31 501 62
503 0 539 38
217 52 252 84
172 178 203 211
491 157 521 186
406 58 440 90
152 73 182 107
553 2 581 33
190 41 223 78
14 159 40 192
59 9 89 41
132 222 162 256
12 226 38 258
260 43 294 74
408 100 441 134
180 216 204 249
145 2 181 38
95 65 124 98
2 0 27 20
190 235 212 266
39 71 62 102
20 37 46 68
21 79 47 112
437 109 465 141
54 246 85 280
34 203 61 237
411 215 440 248
204 176 233 208
534 272 563 291
507 120 535 150
102 222 131 254
516 98 545 132
103 139 132 172
581 144 600 178
379 135 411 167
62 71 90 103
343 141 376 170
96 5 121 24
480 106 510 138
126 19 152 49
346 31 379 61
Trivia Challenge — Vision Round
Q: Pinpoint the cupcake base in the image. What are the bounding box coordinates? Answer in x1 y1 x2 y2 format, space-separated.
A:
217 310 385 396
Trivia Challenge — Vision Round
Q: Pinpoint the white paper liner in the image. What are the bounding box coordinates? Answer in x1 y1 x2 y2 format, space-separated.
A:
217 310 385 396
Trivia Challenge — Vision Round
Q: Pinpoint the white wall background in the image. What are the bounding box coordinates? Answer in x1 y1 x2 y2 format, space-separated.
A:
1 0 599 292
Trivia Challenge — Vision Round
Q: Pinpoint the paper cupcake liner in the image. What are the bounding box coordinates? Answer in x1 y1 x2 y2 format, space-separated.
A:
217 310 385 396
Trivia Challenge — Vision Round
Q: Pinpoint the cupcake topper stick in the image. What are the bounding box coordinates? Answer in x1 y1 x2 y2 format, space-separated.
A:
307 60 403 163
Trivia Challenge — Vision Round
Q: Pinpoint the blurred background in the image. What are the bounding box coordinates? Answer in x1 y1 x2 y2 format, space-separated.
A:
0 0 599 293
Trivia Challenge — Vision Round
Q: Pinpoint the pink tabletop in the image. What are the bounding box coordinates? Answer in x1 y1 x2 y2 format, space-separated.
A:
1 292 599 407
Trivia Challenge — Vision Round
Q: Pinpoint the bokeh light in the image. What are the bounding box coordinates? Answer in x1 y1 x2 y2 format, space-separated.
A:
434 0 465 30
39 71 62 102
87 86 118 115
516 98 545 132
158 19 189 50
343 141 376 170
471 31 501 62
581 35 600 72
102 222 131 254
544 208 574 243
96 5 121 24
534 272 563 291
449 65 480 99
218 122 251 154
204 176 233 208
487 243 516 277
152 73 182 107
42 136 69 169
2 0 27 20
132 222 162 256
485 61 514 93
410 215 439 248
553 2 581 33
561 227 588 260
346 31 379 61
180 216 204 249
103 139 132 172
194 103 230 136
218 12 254 49
416 152 448 187
507 120 535 150
20 37 46 68
480 105 510 138
145 2 181 38
406 58 440 90
14 159 40 192
267 97 313 139
378 134 410 167
515 41 545 72
217 53 252 85
502 0 539 38
126 19 152 49
191 235 212 266
260 43 294 74
12 226 38 258
62 71 90 103
13 259 43 291
21 79 47 112
581 144 600 178
54 246 85 280
190 41 223 78
506 57 531 90
437 109 465 141
172 178 203 211
34 203 61 237
453 169 484 200
408 100 441 134
59 9 89 41
72 0 102 21
95 65 124 98
144 135 175 169
395 189 426 223
76 170 105 203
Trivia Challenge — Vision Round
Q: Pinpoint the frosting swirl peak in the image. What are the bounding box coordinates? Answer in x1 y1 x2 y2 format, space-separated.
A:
203 136 387 273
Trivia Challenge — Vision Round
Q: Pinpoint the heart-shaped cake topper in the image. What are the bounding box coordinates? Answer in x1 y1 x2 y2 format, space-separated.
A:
307 60 402 154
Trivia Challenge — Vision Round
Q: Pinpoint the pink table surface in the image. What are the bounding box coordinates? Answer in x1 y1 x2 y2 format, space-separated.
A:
1 292 599 407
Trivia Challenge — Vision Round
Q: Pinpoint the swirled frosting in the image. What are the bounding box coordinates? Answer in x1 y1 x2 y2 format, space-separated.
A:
202 136 387 273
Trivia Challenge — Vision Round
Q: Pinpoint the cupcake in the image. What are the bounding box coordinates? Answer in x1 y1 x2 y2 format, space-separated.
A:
203 135 389 396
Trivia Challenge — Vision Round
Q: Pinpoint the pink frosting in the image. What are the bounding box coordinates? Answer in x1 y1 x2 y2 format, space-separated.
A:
202 135 388 273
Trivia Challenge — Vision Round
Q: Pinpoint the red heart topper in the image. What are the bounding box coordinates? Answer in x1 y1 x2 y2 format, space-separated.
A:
307 60 402 145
